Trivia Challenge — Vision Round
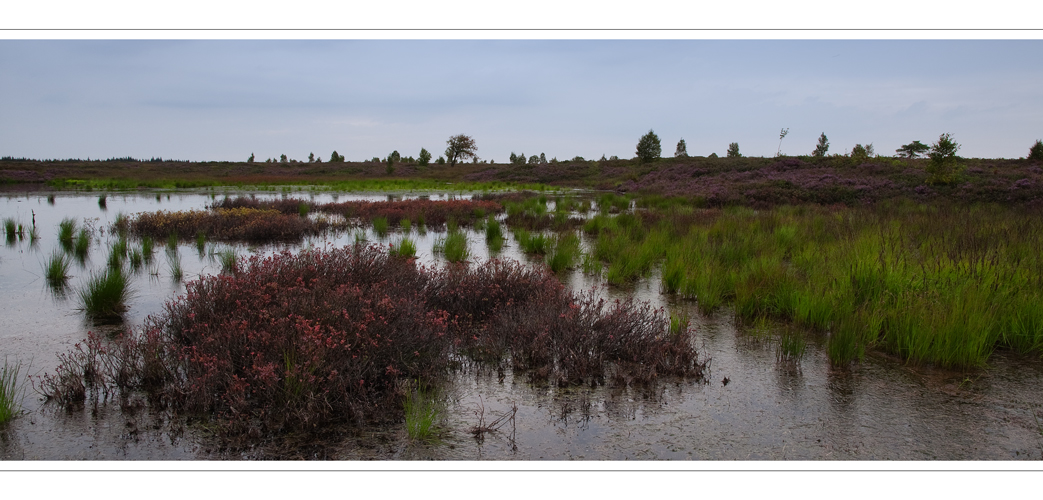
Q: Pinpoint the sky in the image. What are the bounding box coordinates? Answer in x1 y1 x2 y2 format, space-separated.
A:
2 39 1042 162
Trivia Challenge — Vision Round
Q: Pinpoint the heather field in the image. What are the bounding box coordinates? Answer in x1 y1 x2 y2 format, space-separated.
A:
5 154 1043 207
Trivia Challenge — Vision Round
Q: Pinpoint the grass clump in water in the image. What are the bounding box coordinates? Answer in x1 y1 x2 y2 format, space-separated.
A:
141 236 155 264
485 217 503 253
0 357 28 425
44 250 71 290
372 216 389 237
514 228 550 255
79 267 131 323
3 218 17 244
391 237 417 258
438 230 469 263
546 232 581 273
195 230 207 254
218 249 238 275
400 218 411 233
73 228 91 262
404 381 444 442
168 251 183 282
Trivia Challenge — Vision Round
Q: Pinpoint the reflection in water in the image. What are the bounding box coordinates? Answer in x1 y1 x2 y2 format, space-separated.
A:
1 189 1042 460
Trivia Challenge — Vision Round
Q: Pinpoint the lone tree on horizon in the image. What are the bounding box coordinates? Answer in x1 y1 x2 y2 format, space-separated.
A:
445 134 477 167
636 129 662 163
727 142 741 158
675 138 688 158
813 133 829 158
896 140 930 159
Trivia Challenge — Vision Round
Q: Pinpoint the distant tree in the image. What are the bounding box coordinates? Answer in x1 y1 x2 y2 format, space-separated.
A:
812 133 829 158
315 156 322 163
444 134 477 167
247 153 255 163
636 129 662 163
418 148 432 166
776 128 789 156
390 150 401 163
279 154 288 164
509 152 517 164
709 152 719 158
528 155 539 165
330 150 344 163
572 156 586 162
436 156 446 165
896 140 930 159
371 157 380 163
927 133 962 184
308 152 315 163
675 138 688 158
539 153 547 164
599 154 607 161
850 144 870 164
550 157 558 163
865 143 875 156
1028 140 1043 161
609 155 619 161
727 142 741 158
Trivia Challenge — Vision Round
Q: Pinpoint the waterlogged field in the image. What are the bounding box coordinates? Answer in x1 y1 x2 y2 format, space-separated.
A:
1 188 1043 460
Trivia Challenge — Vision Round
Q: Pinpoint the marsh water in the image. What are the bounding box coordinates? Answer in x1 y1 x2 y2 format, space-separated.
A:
2 188 1042 460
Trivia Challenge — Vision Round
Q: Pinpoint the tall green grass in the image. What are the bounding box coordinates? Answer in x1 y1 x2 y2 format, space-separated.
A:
79 267 131 323
58 219 76 250
73 228 91 262
404 382 443 442
44 250 71 289
0 357 27 425
391 237 417 258
372 216 389 237
546 232 581 273
514 228 550 254
3 218 16 243
583 200 1043 368
218 249 238 274
436 230 469 263
485 217 503 253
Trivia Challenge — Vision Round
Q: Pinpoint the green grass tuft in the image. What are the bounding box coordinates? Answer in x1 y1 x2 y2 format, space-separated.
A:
44 250 71 289
73 228 91 262
391 237 417 258
0 357 28 425
437 230 469 263
372 216 389 237
218 249 239 275
79 267 131 323
404 382 444 442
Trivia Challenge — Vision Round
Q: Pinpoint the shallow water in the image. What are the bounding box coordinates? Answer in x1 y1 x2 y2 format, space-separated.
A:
2 189 1042 460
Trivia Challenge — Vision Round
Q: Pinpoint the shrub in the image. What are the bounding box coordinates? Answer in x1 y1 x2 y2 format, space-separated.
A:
636 129 662 163
41 247 703 443
417 148 432 166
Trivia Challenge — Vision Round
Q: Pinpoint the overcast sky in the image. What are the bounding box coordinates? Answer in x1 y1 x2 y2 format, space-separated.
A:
2 39 1042 162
